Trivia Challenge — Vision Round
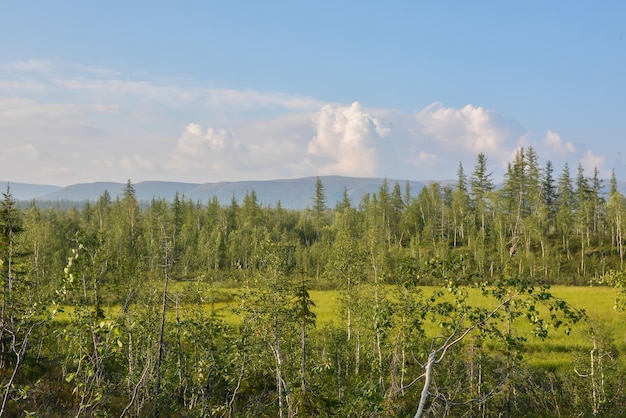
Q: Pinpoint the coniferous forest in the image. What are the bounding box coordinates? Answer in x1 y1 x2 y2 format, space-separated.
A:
3 147 626 416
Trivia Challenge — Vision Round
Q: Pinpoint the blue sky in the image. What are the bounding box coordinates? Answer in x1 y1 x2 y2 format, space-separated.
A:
1 1 625 186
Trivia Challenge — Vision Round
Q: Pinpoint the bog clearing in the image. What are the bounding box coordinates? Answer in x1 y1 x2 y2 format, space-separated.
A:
59 282 626 370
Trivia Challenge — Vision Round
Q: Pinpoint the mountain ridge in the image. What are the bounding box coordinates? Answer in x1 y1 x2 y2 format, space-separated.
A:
5 176 626 210
4 176 434 209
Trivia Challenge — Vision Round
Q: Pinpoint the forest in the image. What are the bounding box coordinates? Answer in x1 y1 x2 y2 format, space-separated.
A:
2 147 626 416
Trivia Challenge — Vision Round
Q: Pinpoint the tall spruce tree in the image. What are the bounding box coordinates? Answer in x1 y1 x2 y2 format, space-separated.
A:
451 162 470 247
541 160 558 234
556 163 575 268
607 169 626 268
575 164 593 274
470 153 495 240
312 177 327 241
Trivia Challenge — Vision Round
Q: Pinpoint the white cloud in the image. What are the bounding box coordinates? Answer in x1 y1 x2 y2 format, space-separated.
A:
0 97 113 141
3 101 594 184
396 102 528 179
0 58 614 185
0 80 51 93
0 59 53 72
2 59 323 115
167 103 394 181
0 86 531 184
543 130 576 154
52 78 198 108
307 102 390 177
415 103 523 159
167 124 248 177
417 151 437 162
0 59 332 183
176 124 238 155
0 95 170 185
580 150 606 175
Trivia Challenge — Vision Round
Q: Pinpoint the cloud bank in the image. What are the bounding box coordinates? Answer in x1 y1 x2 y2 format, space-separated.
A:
0 59 611 186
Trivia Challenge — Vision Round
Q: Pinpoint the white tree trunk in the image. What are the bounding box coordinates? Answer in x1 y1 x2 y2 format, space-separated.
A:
414 352 436 418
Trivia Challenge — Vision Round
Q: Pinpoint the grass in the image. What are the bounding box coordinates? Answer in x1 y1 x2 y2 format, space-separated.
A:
54 281 626 370
201 283 626 368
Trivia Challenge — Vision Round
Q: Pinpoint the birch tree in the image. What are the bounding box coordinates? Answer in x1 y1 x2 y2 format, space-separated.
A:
411 258 585 418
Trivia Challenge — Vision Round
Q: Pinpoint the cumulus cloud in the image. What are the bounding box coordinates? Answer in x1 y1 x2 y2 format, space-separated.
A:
167 123 249 177
176 124 243 163
580 150 607 175
167 102 604 181
0 59 332 184
177 124 236 154
166 102 394 181
307 102 390 177
167 100 524 183
387 102 527 179
543 130 576 155
416 103 524 160
0 58 612 185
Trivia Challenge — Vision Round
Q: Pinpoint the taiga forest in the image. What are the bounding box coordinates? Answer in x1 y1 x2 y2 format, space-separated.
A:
3 148 626 416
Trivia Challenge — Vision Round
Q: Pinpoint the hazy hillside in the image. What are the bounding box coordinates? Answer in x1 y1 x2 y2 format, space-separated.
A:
1 182 62 201
6 176 429 209
182 176 429 209
7 176 626 210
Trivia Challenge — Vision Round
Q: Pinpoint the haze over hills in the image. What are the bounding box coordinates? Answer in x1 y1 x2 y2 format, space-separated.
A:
4 176 432 210
5 176 626 210
2 182 62 201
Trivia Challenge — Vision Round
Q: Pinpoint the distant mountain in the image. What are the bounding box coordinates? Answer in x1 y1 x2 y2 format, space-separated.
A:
6 176 626 210
182 176 430 209
6 176 430 209
1 182 62 201
37 181 202 203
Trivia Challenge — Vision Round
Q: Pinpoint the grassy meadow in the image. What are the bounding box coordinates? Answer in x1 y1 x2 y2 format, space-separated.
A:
44 280 626 416
69 282 625 369
56 281 626 373
228 284 624 369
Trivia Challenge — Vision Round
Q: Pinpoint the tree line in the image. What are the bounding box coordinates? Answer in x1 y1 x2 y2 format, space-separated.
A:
16 148 626 292
0 147 625 416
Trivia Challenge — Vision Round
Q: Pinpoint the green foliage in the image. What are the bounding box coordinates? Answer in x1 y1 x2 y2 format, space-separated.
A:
57 243 125 416
402 256 586 417
6 151 626 415
0 187 56 415
597 269 626 311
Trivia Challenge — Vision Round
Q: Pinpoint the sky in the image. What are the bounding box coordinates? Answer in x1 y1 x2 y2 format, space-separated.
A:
1 1 625 186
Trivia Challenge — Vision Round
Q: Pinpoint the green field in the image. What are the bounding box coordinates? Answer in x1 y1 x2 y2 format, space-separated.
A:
55 282 626 375
32 278 626 416
120 282 626 369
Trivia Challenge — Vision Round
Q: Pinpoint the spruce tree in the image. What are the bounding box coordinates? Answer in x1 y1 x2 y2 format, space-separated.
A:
470 153 495 239
312 177 328 240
